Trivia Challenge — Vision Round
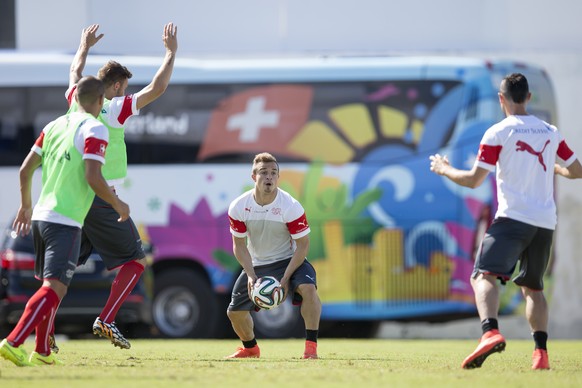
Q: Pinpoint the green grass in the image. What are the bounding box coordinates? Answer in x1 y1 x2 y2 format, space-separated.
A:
1 339 581 387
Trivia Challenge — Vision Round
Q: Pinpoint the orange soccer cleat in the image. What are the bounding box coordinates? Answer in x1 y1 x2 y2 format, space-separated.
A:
225 345 260 359
461 329 506 369
532 348 550 370
303 340 318 359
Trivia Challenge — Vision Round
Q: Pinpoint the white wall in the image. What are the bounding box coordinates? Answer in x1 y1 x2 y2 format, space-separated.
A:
14 0 582 338
15 0 582 54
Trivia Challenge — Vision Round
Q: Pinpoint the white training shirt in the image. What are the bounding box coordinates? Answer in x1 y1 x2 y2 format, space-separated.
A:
65 86 139 128
66 86 139 187
30 112 109 228
228 188 310 266
475 114 576 230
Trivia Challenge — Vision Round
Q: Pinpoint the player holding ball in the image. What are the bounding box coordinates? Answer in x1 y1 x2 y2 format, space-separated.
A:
226 152 321 359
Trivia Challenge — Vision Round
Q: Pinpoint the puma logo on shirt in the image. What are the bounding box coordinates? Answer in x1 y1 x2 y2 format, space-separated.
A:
516 140 550 171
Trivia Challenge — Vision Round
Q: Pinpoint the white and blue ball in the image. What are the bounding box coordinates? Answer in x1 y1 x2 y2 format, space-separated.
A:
252 276 284 310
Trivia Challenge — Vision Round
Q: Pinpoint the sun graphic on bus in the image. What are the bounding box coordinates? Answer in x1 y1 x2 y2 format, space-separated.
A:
288 103 424 164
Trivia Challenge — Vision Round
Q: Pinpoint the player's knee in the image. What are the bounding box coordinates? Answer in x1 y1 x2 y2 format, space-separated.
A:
297 284 320 304
227 309 246 322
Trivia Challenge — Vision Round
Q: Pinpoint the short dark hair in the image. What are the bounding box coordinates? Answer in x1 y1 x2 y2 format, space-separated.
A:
252 152 279 174
76 76 104 106
97 60 133 88
500 73 529 104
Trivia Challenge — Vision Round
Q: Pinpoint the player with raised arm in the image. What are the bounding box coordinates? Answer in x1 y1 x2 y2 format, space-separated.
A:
226 152 322 359
0 76 129 366
47 22 177 352
429 73 582 370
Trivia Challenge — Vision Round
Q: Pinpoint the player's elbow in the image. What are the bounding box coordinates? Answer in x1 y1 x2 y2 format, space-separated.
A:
136 83 167 109
464 168 489 189
465 180 482 189
462 175 486 189
85 173 100 190
70 68 83 83
151 82 169 97
84 167 102 190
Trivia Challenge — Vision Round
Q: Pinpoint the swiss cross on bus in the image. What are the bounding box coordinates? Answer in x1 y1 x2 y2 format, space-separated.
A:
198 85 313 160
227 96 280 143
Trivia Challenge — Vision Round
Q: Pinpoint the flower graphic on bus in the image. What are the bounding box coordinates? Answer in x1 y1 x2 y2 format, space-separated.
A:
147 199 236 292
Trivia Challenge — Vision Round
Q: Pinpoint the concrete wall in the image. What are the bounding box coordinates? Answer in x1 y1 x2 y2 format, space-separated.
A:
14 0 582 338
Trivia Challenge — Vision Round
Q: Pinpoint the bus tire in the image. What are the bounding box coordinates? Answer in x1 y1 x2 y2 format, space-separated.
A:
252 298 304 339
152 269 218 338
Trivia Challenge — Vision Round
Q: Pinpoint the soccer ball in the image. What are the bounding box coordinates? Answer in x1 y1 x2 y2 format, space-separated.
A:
251 276 284 310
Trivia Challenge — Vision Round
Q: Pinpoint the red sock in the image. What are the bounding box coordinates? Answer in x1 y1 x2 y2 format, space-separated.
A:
48 300 61 336
35 304 57 355
7 286 60 347
100 261 144 323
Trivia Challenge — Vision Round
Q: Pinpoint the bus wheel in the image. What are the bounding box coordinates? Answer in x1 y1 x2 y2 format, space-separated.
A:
252 298 304 338
152 269 218 338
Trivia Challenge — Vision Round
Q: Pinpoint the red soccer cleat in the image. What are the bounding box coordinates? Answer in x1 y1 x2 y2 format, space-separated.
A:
303 340 318 359
225 345 260 359
461 329 506 369
532 348 550 370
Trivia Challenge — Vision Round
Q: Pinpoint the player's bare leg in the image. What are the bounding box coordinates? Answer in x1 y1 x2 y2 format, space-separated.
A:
522 287 550 370
225 310 260 358
297 284 321 359
462 274 506 369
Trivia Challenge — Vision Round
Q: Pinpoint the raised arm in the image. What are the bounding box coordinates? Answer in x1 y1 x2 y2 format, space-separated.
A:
69 24 104 87
134 22 178 110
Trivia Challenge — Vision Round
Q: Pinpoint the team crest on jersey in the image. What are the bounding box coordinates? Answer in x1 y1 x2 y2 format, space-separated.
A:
271 207 282 215
99 143 106 156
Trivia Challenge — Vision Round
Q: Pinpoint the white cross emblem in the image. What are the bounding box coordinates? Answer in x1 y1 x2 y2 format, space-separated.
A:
227 96 280 142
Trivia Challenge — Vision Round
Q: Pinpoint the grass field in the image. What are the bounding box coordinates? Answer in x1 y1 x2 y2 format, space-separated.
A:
1 338 581 387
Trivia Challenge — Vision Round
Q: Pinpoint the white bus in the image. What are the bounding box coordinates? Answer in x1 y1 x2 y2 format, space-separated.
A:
0 53 557 338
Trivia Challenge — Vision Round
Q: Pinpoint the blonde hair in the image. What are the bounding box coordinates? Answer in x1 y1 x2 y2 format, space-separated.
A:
252 152 279 174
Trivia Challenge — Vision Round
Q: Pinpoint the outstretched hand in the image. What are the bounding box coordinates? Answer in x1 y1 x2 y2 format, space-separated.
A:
429 153 450 176
162 22 178 53
81 24 104 49
12 207 33 236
